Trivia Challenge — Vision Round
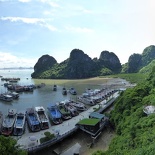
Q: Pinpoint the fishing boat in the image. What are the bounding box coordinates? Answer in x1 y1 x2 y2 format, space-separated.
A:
0 94 13 102
26 108 40 132
69 100 87 111
13 111 26 136
35 106 49 130
77 96 95 106
62 87 67 95
47 103 63 124
53 84 57 91
69 87 77 95
8 92 19 99
56 102 72 120
1 109 16 136
61 100 79 117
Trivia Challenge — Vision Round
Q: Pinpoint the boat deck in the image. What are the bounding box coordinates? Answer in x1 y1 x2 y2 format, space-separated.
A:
38 114 48 122
3 116 15 127
15 117 24 128
29 115 39 125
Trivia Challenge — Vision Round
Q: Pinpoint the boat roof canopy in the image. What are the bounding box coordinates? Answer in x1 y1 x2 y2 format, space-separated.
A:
89 112 105 120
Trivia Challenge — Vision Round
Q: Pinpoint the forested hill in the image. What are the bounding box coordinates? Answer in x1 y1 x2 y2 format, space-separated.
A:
98 66 155 155
31 45 155 79
122 45 155 73
31 49 121 79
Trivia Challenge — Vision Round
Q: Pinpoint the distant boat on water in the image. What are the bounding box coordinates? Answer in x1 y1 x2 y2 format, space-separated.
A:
69 87 77 95
62 87 67 95
0 94 13 102
53 84 57 91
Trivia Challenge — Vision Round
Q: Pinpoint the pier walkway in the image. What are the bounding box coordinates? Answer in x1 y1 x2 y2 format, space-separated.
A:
16 92 120 153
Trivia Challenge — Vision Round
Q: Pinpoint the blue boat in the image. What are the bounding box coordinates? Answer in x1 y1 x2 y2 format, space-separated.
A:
47 103 63 124
26 108 41 132
13 111 26 136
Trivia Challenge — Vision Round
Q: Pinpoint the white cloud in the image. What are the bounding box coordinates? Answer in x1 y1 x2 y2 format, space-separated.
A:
0 52 36 68
65 26 93 33
40 0 60 8
0 17 58 31
18 0 31 2
1 16 44 24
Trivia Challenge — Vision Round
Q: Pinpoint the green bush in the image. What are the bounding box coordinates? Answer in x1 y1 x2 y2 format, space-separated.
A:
40 132 55 144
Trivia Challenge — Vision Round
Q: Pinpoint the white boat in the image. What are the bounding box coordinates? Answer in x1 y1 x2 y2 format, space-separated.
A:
1 109 16 136
35 106 49 130
69 87 77 95
77 96 95 105
69 100 87 111
9 92 19 99
0 94 13 102
13 111 26 136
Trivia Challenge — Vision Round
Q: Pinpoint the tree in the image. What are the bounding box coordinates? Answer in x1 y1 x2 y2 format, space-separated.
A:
0 135 27 155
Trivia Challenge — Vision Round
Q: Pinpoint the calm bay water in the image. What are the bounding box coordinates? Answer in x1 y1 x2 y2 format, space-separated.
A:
0 69 82 115
0 69 104 114
0 69 118 155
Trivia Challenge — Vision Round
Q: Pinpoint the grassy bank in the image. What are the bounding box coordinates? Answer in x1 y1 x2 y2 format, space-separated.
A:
102 73 147 84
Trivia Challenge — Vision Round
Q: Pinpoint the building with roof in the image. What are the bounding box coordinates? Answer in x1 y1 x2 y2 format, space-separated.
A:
76 112 109 137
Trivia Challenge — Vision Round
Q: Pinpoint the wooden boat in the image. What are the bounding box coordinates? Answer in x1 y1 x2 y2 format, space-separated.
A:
35 106 49 130
26 108 40 132
47 103 63 124
62 87 67 95
1 109 16 136
56 102 72 120
13 111 26 136
61 100 79 117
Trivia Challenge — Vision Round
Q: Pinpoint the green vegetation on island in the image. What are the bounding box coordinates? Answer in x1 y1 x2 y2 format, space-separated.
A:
31 45 155 79
92 62 155 154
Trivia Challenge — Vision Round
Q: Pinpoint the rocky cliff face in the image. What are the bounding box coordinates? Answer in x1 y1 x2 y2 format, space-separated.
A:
65 49 96 78
31 54 57 78
99 51 122 73
124 45 155 73
31 49 121 79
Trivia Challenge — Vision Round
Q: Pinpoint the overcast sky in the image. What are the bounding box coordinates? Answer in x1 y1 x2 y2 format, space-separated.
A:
0 0 154 68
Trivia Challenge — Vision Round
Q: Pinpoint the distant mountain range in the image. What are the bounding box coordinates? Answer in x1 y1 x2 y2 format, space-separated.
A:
31 45 155 79
0 67 33 70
